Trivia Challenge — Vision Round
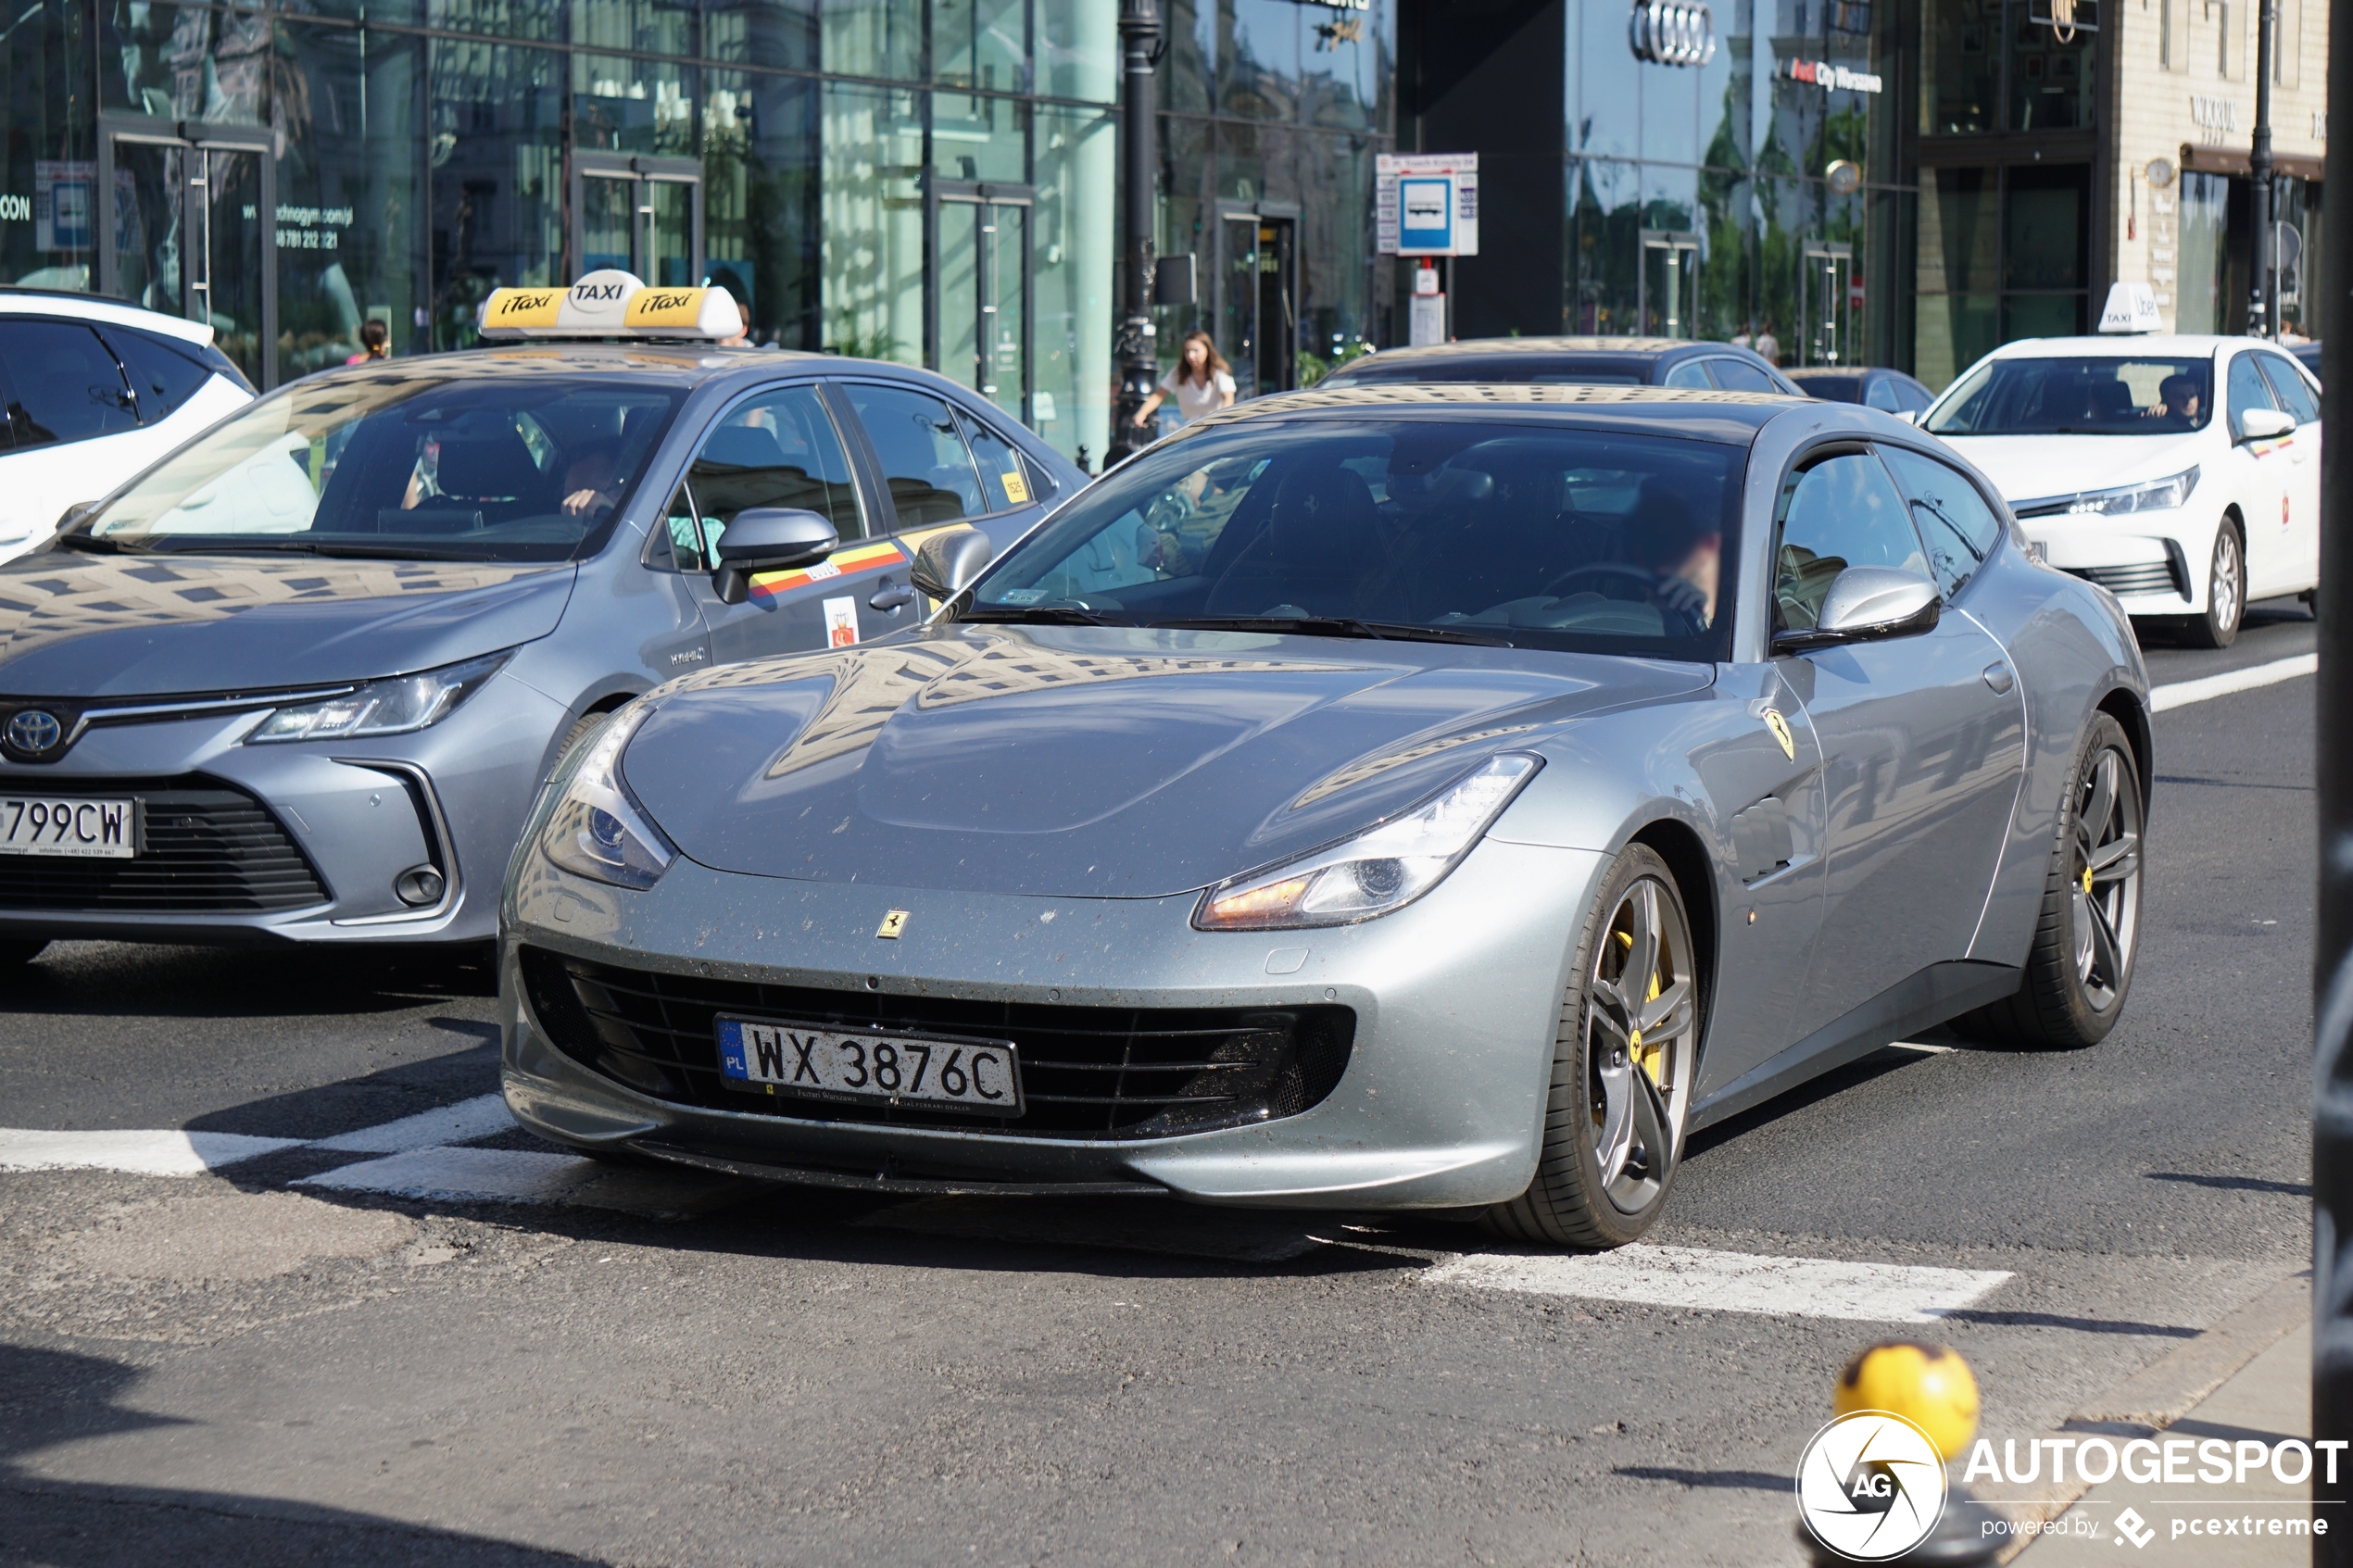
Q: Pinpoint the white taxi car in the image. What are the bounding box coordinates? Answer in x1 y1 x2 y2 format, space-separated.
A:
1920 307 2319 648
0 289 255 564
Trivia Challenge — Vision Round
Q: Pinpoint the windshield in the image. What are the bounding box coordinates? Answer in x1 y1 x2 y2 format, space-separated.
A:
967 420 1743 659
76 375 684 559
1924 356 2213 436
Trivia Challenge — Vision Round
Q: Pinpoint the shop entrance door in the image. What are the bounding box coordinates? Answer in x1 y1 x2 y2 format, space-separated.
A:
1801 242 1856 366
933 182 1032 424
97 115 277 389
1217 204 1298 399
570 155 704 287
1638 230 1700 338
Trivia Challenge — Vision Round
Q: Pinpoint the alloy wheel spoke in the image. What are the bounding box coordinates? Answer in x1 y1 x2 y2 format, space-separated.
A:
1592 1053 1635 1185
1629 1058 1676 1172
2084 887 2125 985
2087 829 2140 881
1623 883 1661 1002
1588 994 1631 1048
1637 975 1692 1039
2079 754 2117 854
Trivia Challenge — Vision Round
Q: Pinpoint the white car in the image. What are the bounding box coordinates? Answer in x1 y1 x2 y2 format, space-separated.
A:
1920 332 2320 647
0 289 254 564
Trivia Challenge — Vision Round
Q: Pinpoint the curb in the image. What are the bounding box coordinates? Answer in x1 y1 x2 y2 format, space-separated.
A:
1981 1269 2311 1563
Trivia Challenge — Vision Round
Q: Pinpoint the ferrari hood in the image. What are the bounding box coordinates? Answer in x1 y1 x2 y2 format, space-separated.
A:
0 552 576 696
1939 433 2206 508
621 624 1713 899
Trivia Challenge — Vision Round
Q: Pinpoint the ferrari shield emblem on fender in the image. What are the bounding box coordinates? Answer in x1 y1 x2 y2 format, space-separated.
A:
876 909 909 939
1763 708 1795 760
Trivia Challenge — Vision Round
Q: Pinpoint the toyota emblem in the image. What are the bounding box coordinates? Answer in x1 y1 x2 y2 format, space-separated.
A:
5 709 64 755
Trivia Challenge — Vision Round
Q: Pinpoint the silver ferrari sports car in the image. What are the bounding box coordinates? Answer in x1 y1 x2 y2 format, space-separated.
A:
502 383 2150 1246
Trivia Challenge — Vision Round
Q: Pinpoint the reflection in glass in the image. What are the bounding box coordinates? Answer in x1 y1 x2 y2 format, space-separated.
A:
1920 0 1996 132
704 0 817 73
704 70 820 347
1222 0 1302 120
1034 104 1115 465
427 40 564 350
824 0 919 80
821 82 922 363
937 0 1027 92
573 52 696 155
932 92 1028 182
1038 0 1118 102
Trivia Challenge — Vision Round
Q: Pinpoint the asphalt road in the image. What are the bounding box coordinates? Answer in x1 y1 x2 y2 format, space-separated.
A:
0 602 2319 1568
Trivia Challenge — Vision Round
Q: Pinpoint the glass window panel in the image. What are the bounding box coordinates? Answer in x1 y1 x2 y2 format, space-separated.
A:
1641 58 1700 169
2174 170 2231 335
2255 353 2320 424
6 0 96 291
0 321 137 446
1696 171 1751 340
2001 292 2082 338
931 93 1028 182
273 24 426 379
1698 1 1748 170
1159 0 1214 114
1569 159 1641 334
936 0 1028 92
573 53 696 156
845 382 986 526
1917 167 1996 294
688 383 863 541
1292 132 1375 383
1920 0 1997 133
705 0 818 72
821 82 923 364
1303 0 1393 133
1039 0 1118 102
1223 0 1302 121
1772 451 1928 631
823 0 920 81
1035 103 1116 469
956 408 1033 512
2225 352 2277 439
2003 163 2084 291
426 41 566 350
1913 294 1998 390
2009 9 2093 131
705 70 820 348
1576 0 1636 158
1880 444 2002 596
99 325 214 419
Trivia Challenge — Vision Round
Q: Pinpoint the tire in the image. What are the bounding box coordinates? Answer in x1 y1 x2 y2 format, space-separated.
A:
1955 713 2143 1048
554 709 606 765
1482 844 1703 1248
2183 521 2245 649
0 939 47 969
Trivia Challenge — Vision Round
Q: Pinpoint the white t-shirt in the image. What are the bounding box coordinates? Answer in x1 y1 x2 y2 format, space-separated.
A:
1159 366 1237 423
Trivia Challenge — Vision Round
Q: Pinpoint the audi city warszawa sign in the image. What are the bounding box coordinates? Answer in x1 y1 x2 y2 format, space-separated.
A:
1628 0 1716 66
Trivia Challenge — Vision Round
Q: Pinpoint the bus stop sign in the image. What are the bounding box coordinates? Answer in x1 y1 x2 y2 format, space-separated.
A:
1378 153 1478 257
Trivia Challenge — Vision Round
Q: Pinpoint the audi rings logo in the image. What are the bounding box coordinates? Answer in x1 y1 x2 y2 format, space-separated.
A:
1795 1411 1948 1561
1629 0 1717 66
5 709 64 756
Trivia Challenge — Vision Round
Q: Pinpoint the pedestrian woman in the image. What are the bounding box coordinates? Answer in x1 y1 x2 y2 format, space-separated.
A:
1131 331 1238 431
344 320 390 366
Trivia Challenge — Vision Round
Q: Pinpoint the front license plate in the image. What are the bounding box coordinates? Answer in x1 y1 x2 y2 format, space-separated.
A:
0 795 138 859
716 1016 1025 1116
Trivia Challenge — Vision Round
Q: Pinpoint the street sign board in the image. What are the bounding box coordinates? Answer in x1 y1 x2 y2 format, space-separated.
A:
1377 153 1478 257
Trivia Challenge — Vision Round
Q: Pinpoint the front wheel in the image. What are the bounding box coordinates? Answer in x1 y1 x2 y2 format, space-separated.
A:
1956 713 2143 1048
1482 845 1701 1248
2183 521 2244 649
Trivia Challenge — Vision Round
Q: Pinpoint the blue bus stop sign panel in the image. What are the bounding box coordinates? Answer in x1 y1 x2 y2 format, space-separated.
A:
1398 176 1453 253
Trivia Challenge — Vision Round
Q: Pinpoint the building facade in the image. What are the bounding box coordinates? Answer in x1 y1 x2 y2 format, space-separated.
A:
0 0 2325 459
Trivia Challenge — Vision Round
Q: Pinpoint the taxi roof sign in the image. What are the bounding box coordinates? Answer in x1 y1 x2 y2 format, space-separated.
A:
476 270 745 340
2096 281 2161 334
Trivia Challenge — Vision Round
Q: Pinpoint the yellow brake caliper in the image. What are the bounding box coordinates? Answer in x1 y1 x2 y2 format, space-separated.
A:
1616 929 1667 1086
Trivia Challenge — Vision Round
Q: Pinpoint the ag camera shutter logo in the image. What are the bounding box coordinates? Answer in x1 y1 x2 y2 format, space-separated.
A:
1795 1410 1949 1561
1628 0 1717 66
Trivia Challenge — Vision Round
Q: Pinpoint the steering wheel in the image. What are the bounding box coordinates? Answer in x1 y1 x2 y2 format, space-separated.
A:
1538 562 1664 601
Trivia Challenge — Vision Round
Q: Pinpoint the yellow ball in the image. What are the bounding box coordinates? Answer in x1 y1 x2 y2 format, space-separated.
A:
1833 1341 1981 1461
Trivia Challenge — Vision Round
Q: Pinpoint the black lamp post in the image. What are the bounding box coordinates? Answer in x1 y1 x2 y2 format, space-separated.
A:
1106 0 1163 470
2250 0 2275 337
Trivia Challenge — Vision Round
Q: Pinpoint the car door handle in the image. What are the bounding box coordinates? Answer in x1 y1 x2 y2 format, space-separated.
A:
1982 661 2014 695
869 581 916 612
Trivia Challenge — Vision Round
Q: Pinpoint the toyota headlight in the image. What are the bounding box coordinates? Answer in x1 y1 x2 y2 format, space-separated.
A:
247 649 512 743
2068 467 2199 516
537 702 676 890
1194 754 1541 931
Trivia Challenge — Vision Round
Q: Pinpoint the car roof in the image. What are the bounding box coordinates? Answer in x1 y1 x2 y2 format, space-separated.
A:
1981 334 2260 359
1341 336 1730 366
1173 381 1803 444
0 286 218 345
277 341 1018 402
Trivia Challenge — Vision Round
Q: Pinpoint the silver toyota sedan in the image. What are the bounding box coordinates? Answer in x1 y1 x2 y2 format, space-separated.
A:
501 383 2150 1246
0 316 1080 961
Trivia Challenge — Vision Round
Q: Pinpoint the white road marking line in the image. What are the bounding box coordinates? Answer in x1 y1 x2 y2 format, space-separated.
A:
294 1147 746 1216
309 1093 516 1153
1887 1039 1957 1054
0 1128 304 1176
1427 1244 2012 1323
2149 652 2315 712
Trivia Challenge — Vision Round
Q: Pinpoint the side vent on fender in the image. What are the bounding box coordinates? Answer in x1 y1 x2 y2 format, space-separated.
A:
1730 797 1794 884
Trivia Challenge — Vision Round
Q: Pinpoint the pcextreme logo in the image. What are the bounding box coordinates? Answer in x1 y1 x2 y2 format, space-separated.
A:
1796 1410 1948 1561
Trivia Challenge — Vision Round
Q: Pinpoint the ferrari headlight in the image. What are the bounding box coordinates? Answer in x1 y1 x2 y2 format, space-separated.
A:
247 649 511 742
1194 754 1541 931
537 701 675 890
2068 467 2198 516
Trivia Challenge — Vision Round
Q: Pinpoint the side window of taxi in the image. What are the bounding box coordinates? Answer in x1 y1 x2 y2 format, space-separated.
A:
1772 450 1931 632
2254 352 2320 425
844 383 987 527
659 384 862 571
2225 353 2279 440
954 408 1048 513
1880 445 2003 599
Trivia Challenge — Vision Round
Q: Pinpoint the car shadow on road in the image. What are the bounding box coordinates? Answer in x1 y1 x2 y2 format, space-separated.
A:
1 940 497 1021
0 1342 611 1568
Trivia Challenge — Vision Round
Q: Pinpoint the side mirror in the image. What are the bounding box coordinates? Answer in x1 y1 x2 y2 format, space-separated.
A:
910 526 994 601
711 508 839 606
2237 407 2296 442
1774 566 1941 653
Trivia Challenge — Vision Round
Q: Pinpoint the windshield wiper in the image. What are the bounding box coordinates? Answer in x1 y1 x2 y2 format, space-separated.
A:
963 604 1134 626
53 532 132 554
145 539 499 561
1150 615 1514 647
